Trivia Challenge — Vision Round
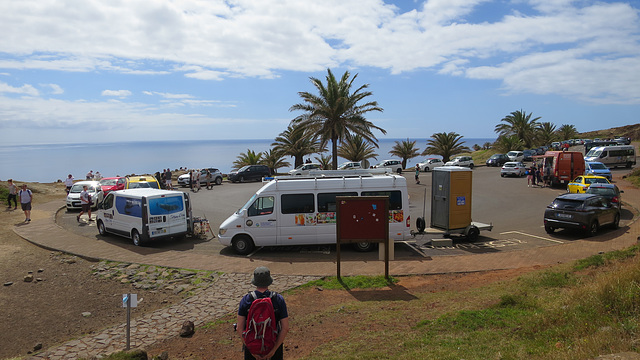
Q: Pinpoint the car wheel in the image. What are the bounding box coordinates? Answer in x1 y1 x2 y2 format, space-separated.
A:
501 173 505 177
353 242 375 252
232 235 255 255
423 167 429 172
397 168 402 174
627 162 633 169
544 225 555 234
132 229 144 246
469 164 474 169
466 226 480 241
215 177 222 185
586 220 599 237
611 213 620 229
97 220 107 236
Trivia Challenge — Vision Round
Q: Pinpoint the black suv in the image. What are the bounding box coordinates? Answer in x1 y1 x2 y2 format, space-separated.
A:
543 193 620 237
228 165 271 183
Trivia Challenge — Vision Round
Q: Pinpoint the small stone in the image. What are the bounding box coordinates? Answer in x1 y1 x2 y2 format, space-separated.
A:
24 275 34 282
82 312 92 317
3 282 13 286
37 268 44 273
36 278 43 282
33 343 42 351
179 320 195 337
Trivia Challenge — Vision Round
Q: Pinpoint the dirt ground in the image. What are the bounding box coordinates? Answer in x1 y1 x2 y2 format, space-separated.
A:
0 182 185 359
0 181 536 360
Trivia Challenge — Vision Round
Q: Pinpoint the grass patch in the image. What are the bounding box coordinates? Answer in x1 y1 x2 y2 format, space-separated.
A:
300 275 398 290
627 167 640 187
574 245 640 271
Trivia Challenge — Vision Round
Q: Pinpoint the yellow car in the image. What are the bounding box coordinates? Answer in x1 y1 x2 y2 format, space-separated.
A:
125 175 161 189
567 175 610 193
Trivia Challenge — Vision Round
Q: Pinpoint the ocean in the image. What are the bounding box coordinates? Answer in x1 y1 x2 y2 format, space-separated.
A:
0 138 495 183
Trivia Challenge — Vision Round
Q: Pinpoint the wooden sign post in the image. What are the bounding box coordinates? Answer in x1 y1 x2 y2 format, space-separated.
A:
336 196 390 279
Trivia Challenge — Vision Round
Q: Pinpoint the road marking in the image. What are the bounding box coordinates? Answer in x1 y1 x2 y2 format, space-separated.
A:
500 231 564 244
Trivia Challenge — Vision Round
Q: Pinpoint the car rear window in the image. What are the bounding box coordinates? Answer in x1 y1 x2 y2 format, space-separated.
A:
551 198 584 209
586 188 615 196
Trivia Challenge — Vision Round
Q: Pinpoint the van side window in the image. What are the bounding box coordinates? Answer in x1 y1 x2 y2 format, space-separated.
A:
248 196 274 216
317 192 358 212
281 194 314 214
361 191 402 210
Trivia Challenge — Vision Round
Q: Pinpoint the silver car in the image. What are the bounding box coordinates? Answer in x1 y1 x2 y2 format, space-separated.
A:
500 162 527 177
417 158 444 172
66 181 104 210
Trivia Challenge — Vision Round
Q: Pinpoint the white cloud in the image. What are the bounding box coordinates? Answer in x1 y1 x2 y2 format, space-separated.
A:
102 90 132 97
0 81 39 96
41 83 64 95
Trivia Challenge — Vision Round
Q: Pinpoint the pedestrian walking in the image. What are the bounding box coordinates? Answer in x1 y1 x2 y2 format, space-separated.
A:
77 185 92 222
7 179 17 210
415 164 420 184
19 184 32 222
64 174 74 195
237 266 289 360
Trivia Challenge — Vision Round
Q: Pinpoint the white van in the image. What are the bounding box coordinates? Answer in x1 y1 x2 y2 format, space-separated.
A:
585 145 636 168
97 189 192 246
218 174 410 254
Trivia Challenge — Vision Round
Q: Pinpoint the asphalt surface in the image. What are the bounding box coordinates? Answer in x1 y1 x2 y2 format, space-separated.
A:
56 165 637 260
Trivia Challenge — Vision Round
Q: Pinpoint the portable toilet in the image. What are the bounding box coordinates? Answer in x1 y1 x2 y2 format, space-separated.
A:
431 167 472 231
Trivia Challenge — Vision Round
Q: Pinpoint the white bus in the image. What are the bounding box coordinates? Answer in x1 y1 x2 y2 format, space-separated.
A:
584 145 636 168
218 173 410 254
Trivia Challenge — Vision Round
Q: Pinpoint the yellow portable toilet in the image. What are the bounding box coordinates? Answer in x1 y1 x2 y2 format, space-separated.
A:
431 166 472 231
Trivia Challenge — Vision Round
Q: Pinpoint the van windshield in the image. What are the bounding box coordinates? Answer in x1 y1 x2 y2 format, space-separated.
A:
238 194 258 214
149 196 184 215
586 149 603 158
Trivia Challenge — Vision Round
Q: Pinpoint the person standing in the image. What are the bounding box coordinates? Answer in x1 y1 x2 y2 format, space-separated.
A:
205 169 212 190
95 171 102 180
237 267 289 360
7 179 17 210
165 168 173 190
64 174 74 195
415 164 420 184
77 185 92 222
19 184 32 222
86 170 94 180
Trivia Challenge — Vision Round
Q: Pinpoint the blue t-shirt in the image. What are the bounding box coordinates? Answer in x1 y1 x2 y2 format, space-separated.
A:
238 290 288 323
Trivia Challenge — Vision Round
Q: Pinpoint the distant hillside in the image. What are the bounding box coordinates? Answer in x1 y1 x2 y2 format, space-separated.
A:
579 123 640 141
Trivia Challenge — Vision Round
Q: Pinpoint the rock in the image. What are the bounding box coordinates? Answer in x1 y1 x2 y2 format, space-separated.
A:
179 320 195 337
123 349 148 360
126 264 141 270
3 282 13 286
37 268 44 273
33 343 42 351
82 312 92 317
151 351 169 360
24 274 34 282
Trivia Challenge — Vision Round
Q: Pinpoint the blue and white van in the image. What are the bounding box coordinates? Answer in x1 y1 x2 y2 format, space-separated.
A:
97 189 192 246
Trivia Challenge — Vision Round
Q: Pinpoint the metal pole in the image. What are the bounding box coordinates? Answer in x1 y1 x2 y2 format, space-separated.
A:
126 293 131 350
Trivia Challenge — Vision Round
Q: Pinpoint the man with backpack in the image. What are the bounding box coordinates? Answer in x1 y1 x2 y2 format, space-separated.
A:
237 266 289 360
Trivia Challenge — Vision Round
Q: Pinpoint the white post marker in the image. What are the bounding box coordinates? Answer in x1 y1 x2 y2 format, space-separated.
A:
123 294 137 350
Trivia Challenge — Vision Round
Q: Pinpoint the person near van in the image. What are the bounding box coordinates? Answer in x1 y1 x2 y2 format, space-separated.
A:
7 179 17 210
415 164 420 184
64 174 74 195
544 165 552 187
536 165 543 185
19 184 32 222
77 185 92 222
237 266 289 360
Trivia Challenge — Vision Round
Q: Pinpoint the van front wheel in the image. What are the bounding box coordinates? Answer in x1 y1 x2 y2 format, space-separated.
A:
97 220 107 236
353 242 375 252
232 235 255 255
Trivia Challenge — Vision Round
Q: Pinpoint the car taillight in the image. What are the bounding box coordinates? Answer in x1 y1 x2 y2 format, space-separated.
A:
406 215 410 227
611 196 619 203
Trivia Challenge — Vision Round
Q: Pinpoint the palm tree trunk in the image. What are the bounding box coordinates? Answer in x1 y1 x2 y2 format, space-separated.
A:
332 137 338 170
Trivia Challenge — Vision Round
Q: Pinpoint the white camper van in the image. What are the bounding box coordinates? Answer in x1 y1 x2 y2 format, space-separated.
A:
584 145 636 168
97 189 192 246
218 173 410 255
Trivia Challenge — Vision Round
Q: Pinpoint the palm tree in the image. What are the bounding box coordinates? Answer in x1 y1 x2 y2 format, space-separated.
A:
290 69 386 169
495 135 525 153
261 149 291 175
557 124 578 141
272 123 322 168
422 132 470 163
389 138 420 169
495 109 541 148
535 122 557 146
337 133 379 166
233 149 263 170
314 153 332 169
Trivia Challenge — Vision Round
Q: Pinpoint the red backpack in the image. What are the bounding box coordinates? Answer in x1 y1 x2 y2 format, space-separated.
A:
243 291 278 356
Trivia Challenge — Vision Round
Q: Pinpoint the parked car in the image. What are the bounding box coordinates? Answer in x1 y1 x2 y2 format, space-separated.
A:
584 161 612 181
228 165 271 183
585 183 623 210
178 168 224 186
99 177 126 195
500 162 527 177
523 149 536 162
288 163 323 176
614 137 631 145
544 193 620 237
445 156 474 168
372 159 403 174
66 180 104 210
485 154 509 167
125 175 161 189
567 175 610 194
417 158 444 171
506 151 524 162
337 161 362 170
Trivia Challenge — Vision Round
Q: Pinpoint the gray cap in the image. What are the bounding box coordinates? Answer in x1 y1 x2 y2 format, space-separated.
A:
251 266 273 287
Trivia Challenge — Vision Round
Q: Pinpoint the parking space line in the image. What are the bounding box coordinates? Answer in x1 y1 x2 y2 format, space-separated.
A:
500 231 564 244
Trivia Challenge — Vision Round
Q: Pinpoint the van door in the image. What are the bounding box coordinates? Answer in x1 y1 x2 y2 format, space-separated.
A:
244 195 277 245
279 193 317 245
147 194 188 238
114 196 143 235
100 193 116 231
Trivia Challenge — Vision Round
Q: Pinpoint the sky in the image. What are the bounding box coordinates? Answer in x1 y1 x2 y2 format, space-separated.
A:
1 0 639 147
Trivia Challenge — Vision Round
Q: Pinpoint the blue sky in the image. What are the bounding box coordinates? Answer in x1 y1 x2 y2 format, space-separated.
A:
1 0 639 146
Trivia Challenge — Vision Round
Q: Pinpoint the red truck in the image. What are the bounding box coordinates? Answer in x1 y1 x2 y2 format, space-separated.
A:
534 151 585 186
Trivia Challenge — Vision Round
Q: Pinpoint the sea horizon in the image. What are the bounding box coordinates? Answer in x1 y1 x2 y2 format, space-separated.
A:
0 137 496 183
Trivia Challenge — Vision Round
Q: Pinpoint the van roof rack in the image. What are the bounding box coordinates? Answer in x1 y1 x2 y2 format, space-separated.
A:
270 168 396 181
